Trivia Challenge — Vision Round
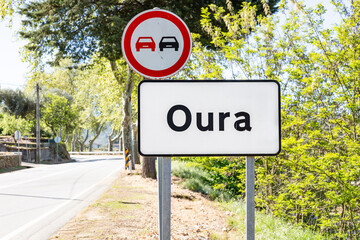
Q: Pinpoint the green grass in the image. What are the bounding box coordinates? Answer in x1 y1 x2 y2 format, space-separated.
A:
224 201 326 240
0 166 29 174
171 160 326 240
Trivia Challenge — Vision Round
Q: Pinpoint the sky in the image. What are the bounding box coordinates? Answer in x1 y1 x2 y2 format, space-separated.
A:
0 0 342 91
0 16 28 90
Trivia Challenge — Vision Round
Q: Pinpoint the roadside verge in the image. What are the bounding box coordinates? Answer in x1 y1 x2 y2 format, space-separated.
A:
50 165 238 239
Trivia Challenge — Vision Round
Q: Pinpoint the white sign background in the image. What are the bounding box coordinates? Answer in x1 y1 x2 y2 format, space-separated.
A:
54 136 61 143
138 80 281 156
14 130 21 141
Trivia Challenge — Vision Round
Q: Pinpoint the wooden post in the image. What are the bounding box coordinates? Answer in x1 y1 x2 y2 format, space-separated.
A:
36 83 41 164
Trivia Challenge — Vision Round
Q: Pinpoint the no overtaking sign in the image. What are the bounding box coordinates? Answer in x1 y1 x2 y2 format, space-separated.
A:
121 9 192 79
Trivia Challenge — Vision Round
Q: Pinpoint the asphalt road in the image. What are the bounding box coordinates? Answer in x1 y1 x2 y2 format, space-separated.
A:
0 155 124 240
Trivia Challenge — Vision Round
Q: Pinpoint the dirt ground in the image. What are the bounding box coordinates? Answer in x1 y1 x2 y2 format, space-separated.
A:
50 165 241 240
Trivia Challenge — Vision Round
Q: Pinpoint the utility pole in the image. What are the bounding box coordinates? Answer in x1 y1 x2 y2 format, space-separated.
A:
36 83 41 163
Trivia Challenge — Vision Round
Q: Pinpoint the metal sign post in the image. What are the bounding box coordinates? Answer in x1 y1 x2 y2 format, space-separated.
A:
14 131 21 166
24 135 29 162
138 80 281 240
158 157 171 239
246 156 255 240
54 136 61 162
122 8 192 240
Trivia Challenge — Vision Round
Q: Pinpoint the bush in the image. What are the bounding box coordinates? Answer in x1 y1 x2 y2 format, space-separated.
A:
171 160 327 239
0 113 33 136
171 160 231 201
175 157 246 198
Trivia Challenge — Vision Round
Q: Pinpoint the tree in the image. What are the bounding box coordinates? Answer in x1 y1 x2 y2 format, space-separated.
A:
19 0 280 63
88 118 104 152
0 0 24 20
41 93 77 136
73 56 126 152
19 0 280 177
75 129 89 152
178 0 360 238
108 129 122 152
0 89 36 118
0 112 33 136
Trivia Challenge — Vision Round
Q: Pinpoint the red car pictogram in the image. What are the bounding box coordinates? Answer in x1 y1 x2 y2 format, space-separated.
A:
136 37 156 51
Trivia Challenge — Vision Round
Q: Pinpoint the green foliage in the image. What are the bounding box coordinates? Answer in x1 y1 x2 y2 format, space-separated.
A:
224 201 326 240
0 0 12 19
180 157 246 198
19 0 279 64
41 93 77 136
73 57 125 134
0 89 36 118
0 0 24 20
172 160 327 239
179 1 360 238
171 160 232 200
0 112 33 135
24 57 127 149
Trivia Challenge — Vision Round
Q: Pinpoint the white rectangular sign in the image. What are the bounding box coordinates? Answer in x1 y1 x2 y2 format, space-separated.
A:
138 80 281 156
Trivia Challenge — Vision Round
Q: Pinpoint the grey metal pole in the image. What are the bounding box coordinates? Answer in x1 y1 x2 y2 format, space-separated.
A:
36 83 41 163
158 157 171 240
17 142 21 166
56 143 59 162
25 138 29 162
246 156 255 240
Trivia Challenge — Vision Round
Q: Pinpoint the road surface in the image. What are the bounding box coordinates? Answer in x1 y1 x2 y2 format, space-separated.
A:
0 155 123 240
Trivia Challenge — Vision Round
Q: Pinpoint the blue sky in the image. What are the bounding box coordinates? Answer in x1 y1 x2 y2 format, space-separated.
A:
0 0 341 90
0 16 28 90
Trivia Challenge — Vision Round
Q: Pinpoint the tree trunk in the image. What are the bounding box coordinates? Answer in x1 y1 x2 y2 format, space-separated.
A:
132 122 140 164
108 137 113 151
80 143 85 152
141 156 157 179
110 60 124 85
108 129 122 152
71 132 77 152
122 65 135 170
140 77 157 178
120 135 123 151
89 141 93 152
89 123 104 152
108 128 115 152
77 129 89 152
64 135 70 144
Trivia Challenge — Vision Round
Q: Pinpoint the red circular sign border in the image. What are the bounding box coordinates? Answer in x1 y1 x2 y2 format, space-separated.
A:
122 9 192 79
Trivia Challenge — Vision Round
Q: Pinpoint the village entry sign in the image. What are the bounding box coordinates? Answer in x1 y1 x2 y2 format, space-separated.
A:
138 80 281 156
123 8 281 240
121 9 192 79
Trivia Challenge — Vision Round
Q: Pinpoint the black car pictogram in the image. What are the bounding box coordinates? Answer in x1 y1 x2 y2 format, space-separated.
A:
159 36 179 51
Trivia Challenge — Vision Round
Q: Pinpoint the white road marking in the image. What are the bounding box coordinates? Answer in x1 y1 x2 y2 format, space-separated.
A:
1 165 121 240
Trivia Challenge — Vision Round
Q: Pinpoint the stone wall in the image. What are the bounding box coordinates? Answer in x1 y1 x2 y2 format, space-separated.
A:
0 142 71 163
0 144 53 162
0 153 21 168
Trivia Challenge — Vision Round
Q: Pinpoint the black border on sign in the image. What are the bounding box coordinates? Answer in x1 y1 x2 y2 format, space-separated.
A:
138 80 281 157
